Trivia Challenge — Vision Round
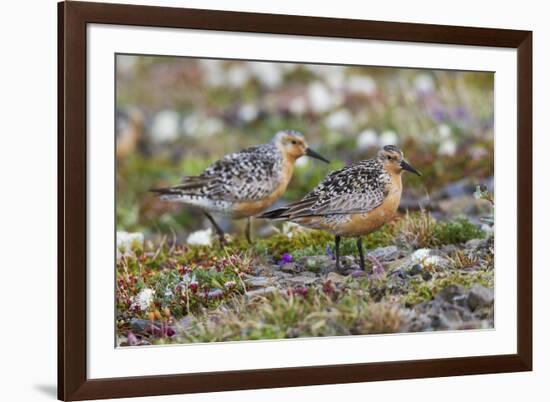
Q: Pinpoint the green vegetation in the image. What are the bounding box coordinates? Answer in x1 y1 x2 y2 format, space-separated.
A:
117 211 493 345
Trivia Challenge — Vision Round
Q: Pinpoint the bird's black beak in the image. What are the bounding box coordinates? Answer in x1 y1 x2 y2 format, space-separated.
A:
305 147 330 163
400 160 422 176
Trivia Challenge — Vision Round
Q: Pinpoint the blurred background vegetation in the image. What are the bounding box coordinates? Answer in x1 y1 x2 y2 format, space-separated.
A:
116 55 494 239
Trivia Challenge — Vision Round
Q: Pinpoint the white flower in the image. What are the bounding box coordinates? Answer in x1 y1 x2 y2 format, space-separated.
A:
226 65 250 88
438 139 457 156
410 248 432 264
304 65 346 89
380 130 398 146
116 231 144 252
289 97 307 115
469 146 488 160
238 104 259 123
133 288 155 311
307 82 339 114
150 110 180 143
325 109 354 131
202 117 224 137
186 228 213 246
325 69 346 90
423 256 447 267
415 73 435 93
356 129 379 151
295 156 310 168
250 63 283 89
438 124 452 139
199 60 225 87
347 75 377 96
182 115 223 138
281 222 303 238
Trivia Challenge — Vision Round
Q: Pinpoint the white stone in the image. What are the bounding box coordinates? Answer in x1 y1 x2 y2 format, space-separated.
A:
186 228 213 246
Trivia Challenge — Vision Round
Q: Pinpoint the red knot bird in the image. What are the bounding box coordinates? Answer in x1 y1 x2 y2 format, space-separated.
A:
259 145 421 271
151 130 329 246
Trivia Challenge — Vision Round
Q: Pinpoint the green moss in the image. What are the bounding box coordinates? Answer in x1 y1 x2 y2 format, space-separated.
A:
432 217 485 245
401 270 493 306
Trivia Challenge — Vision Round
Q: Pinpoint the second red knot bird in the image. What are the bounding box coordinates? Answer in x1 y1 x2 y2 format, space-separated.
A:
151 130 330 246
259 145 421 271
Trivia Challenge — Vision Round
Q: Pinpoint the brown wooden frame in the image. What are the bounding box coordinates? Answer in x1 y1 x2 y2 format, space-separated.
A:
58 1 532 400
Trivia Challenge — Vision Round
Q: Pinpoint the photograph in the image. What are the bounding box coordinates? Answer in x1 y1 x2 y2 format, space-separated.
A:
115 54 495 347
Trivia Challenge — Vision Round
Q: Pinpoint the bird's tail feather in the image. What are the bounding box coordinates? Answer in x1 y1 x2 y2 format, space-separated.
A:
149 176 212 200
257 207 290 220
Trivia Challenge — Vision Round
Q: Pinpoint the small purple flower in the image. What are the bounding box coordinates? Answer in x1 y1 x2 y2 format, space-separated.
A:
430 108 447 122
453 106 470 121
278 252 293 266
326 245 335 260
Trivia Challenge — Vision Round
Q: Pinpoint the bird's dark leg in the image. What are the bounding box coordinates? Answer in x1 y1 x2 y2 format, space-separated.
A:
356 237 365 271
203 211 225 247
245 217 253 244
334 235 341 270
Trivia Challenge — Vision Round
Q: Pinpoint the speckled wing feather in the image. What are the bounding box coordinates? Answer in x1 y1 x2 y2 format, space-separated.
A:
164 144 283 202
284 159 390 218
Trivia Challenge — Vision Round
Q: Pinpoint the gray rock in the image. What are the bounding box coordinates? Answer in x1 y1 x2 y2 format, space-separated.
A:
409 264 423 276
368 246 401 261
351 270 367 278
390 268 407 279
440 244 459 255
280 262 300 273
421 271 433 281
436 285 466 304
286 273 318 286
245 286 279 299
465 238 484 249
467 285 494 311
245 276 270 289
325 272 347 285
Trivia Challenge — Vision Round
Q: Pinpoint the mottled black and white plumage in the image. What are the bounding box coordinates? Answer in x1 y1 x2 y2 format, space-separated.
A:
260 156 391 219
154 142 284 211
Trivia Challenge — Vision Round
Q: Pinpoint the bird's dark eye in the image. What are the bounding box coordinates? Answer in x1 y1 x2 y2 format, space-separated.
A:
386 155 392 160
291 140 297 145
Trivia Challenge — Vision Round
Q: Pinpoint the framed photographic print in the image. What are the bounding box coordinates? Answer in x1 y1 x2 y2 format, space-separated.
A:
58 1 532 400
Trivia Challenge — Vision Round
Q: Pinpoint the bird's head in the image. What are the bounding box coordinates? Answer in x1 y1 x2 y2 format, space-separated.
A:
273 130 330 164
377 145 421 176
